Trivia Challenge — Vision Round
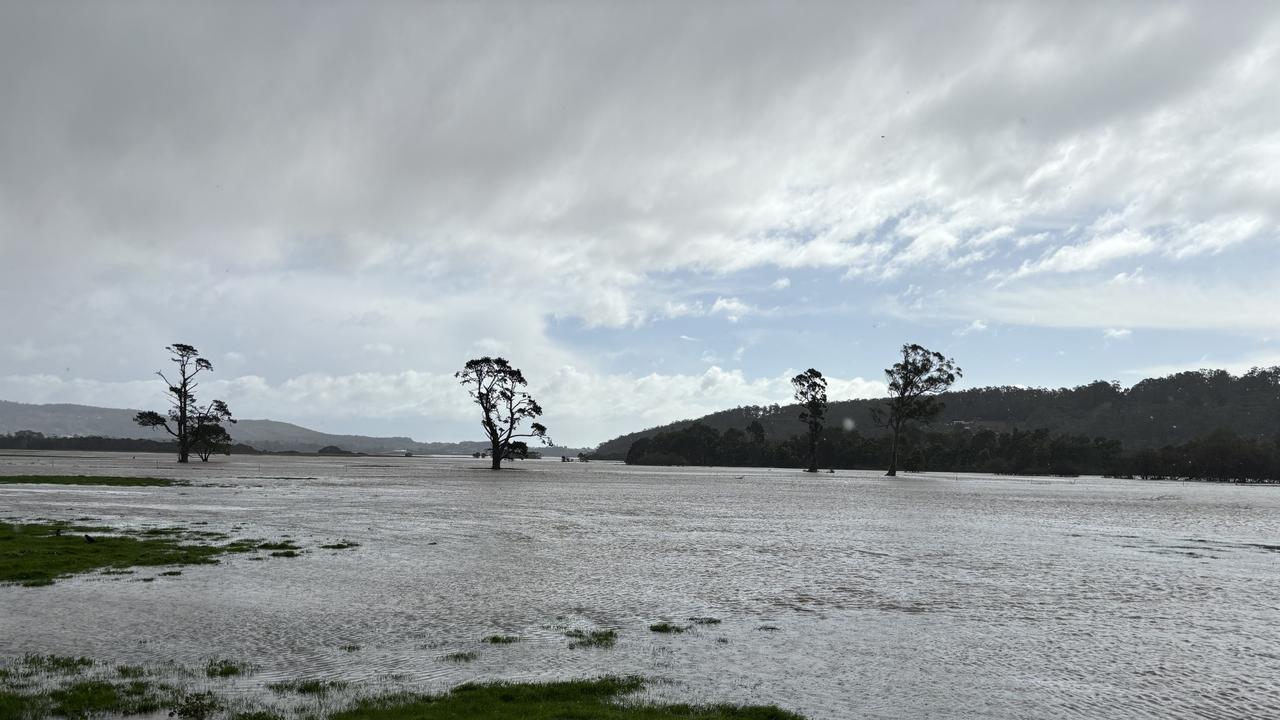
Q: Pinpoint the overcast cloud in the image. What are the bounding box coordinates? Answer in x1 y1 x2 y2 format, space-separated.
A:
1 2 1277 446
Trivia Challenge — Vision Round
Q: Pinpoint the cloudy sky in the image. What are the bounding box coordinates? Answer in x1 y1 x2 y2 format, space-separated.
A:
1 2 1277 447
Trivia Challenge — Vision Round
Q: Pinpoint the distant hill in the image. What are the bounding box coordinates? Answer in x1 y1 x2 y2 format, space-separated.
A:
592 367 1280 459
0 400 588 456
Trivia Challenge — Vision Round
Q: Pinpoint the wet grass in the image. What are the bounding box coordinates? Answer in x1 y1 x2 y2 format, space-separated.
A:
565 629 618 649
0 475 181 487
339 644 362 653
1 678 180 718
482 635 520 644
329 677 805 720
266 679 349 695
1 656 805 720
689 617 722 625
320 541 361 550
0 522 308 586
442 651 478 663
649 622 690 634
205 659 254 678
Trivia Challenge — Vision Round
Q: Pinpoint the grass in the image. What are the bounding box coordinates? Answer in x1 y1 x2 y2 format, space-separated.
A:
689 617 722 625
44 678 179 717
1 658 805 720
266 679 349 695
565 629 618 649
482 635 520 644
0 475 180 487
0 522 307 586
442 651 478 663
205 659 253 678
320 541 360 550
649 622 690 634
329 677 805 720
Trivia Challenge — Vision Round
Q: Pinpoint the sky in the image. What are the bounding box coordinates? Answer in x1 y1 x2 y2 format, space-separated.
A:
1 2 1278 448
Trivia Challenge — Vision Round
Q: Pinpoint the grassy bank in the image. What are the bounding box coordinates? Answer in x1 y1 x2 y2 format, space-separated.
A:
0 475 180 487
0 522 300 587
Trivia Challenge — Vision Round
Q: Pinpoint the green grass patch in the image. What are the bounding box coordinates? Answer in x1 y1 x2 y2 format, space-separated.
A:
649 622 690 634
116 665 147 679
689 617 722 625
20 654 94 674
339 644 362 652
442 651 478 663
0 522 303 586
320 541 360 550
268 550 301 558
565 629 618 649
329 677 805 720
482 635 520 645
266 679 348 696
0 475 180 487
205 659 253 678
47 678 179 717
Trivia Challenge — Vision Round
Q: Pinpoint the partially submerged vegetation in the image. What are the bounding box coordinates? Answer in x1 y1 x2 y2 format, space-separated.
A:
648 622 689 634
0 522 307 587
0 475 180 487
565 629 618 649
1 656 804 720
330 677 804 720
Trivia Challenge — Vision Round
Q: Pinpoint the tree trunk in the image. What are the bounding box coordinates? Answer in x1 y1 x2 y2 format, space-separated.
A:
886 426 899 477
807 433 818 473
490 439 503 470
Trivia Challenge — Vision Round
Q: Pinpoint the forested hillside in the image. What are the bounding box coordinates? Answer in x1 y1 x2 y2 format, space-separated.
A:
593 368 1280 459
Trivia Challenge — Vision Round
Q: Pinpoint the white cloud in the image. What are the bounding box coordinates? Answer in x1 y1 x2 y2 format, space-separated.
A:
1103 328 1132 340
771 277 791 290
954 319 989 336
709 296 752 322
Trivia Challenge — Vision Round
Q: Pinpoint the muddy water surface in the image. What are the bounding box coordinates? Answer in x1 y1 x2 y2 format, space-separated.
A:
2 452 1278 719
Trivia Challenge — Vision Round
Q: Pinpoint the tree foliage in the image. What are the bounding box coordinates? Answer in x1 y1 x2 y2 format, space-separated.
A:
871 344 962 476
133 344 235 463
456 357 550 470
791 368 827 473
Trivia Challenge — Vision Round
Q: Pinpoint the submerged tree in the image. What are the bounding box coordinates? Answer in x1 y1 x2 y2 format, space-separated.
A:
134 344 235 463
872 343 962 477
791 368 828 473
456 357 550 470
191 407 235 462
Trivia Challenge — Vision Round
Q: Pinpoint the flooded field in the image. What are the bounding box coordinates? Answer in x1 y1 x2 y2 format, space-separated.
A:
2 451 1278 719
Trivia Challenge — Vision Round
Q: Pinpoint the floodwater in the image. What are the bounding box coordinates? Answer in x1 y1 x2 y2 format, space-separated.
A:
2 451 1278 719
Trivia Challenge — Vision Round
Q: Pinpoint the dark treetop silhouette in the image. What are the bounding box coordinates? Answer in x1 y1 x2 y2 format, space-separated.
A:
791 368 828 473
456 357 550 470
134 343 235 463
872 343 961 477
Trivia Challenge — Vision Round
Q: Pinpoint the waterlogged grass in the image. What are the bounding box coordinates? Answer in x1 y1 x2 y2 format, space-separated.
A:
0 522 309 586
320 541 361 550
482 635 520 645
266 679 349 696
566 629 618 649
205 659 254 678
0 475 181 487
689 617 722 626
649 622 690 634
442 651 478 663
1 655 806 720
329 677 805 720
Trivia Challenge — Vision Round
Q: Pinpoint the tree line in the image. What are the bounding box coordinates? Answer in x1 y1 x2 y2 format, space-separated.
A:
623 422 1280 483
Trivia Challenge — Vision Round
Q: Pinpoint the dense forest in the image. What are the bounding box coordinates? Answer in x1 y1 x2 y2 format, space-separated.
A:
596 367 1280 458
624 423 1280 483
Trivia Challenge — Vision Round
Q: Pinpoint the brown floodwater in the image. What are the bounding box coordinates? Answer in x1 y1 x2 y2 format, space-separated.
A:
2 451 1278 719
